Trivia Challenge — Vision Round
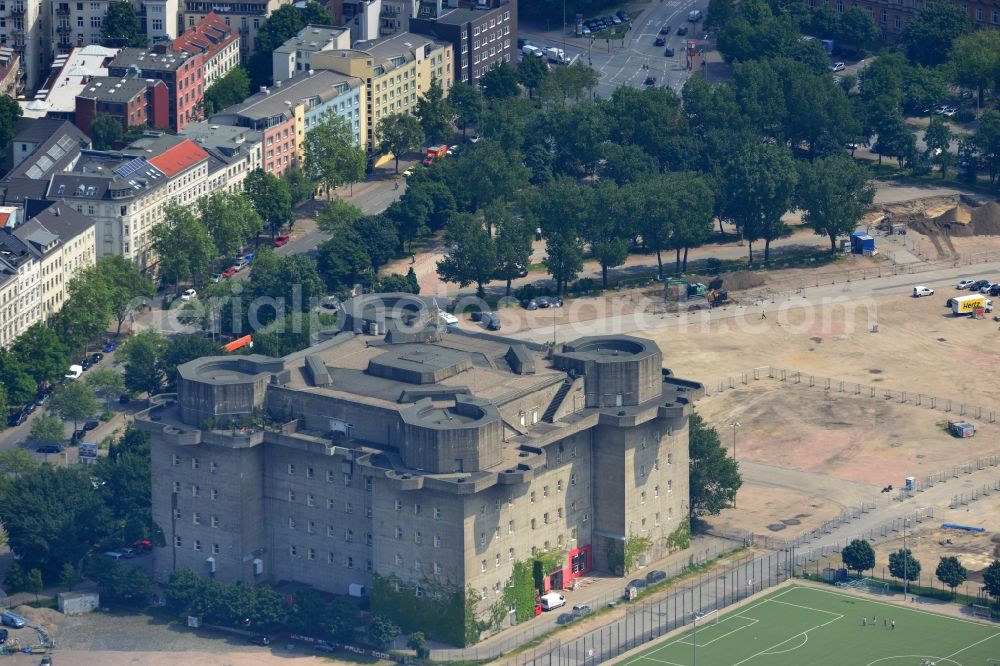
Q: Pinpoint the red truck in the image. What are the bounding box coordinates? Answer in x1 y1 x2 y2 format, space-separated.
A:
422 144 448 167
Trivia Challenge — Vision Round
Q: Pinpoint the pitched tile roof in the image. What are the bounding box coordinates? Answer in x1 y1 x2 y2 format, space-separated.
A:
172 12 237 60
147 140 209 177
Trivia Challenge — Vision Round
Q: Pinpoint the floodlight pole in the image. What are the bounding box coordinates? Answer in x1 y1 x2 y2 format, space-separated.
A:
903 517 909 599
729 421 741 507
692 612 698 666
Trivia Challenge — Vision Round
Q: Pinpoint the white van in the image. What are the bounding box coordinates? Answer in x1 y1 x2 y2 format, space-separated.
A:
540 592 566 611
688 9 703 21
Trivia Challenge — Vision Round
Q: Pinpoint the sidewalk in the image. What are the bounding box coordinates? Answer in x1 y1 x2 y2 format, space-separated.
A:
424 534 737 660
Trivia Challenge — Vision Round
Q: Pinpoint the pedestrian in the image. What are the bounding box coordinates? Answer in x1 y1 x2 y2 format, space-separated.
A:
884 617 887 628
862 616 867 626
891 620 895 630
761 312 767 320
873 614 876 624
410 254 416 264
394 180 400 190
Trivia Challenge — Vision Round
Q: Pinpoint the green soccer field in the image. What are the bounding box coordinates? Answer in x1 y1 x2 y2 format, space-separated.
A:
623 584 1000 666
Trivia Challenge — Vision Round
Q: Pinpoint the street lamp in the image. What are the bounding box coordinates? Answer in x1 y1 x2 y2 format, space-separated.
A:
729 421 741 459
903 517 911 600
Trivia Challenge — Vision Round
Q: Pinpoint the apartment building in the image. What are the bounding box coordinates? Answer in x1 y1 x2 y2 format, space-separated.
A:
108 45 203 130
172 12 239 85
1 118 90 212
0 203 95 346
271 24 349 84
409 0 515 85
334 0 421 41
0 47 21 97
181 0 290 61
309 31 452 151
0 0 47 92
19 45 118 121
50 0 107 58
45 137 209 268
74 73 170 131
139 293 699 638
139 0 180 43
179 120 263 194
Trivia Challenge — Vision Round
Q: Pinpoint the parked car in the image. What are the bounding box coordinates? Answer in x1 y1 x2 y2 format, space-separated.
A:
222 267 239 279
0 628 8 644
537 296 564 308
65 364 83 380
676 25 688 35
7 411 27 427
483 313 501 331
970 280 991 291
665 47 674 56
119 394 131 405
71 429 86 441
646 569 668 584
35 445 62 454
572 604 593 617
654 37 666 46
956 278 975 289
121 547 136 558
39 657 51 666
210 273 223 283
90 352 103 364
831 62 846 72
181 288 197 302
644 76 656 86
912 286 934 297
103 340 117 353
270 234 290 248
83 420 100 432
627 578 648 589
1 610 26 628
989 284 1000 297
659 26 670 34
980 283 998 294
250 634 270 646
314 642 336 652
132 539 153 551
80 358 92 371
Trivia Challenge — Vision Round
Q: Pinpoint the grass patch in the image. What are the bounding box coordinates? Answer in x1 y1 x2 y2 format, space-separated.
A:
25 598 57 610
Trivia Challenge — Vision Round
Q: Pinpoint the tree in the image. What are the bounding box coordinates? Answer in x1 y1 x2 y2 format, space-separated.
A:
29 412 66 447
480 62 520 100
117 329 166 396
85 366 126 412
284 167 314 207
796 155 875 253
317 226 371 293
517 55 548 98
491 206 533 297
720 141 798 262
366 615 400 649
688 412 742 519
245 249 325 327
888 548 921 583
59 562 80 588
161 335 217 387
522 177 590 293
304 113 366 199
25 568 43 601
253 585 286 630
247 2 332 88
0 348 36 406
924 116 953 176
97 255 155 335
437 213 497 297
378 113 424 174
0 96 22 158
415 77 453 144
48 380 100 432
0 465 112 577
316 199 365 235
203 67 250 116
901 1 970 67
977 110 1000 185
356 214 399 270
584 182 631 289
838 7 879 51
443 140 528 214
151 205 216 288
874 111 917 168
841 539 876 577
166 567 208 612
3 563 25 593
325 596 360 641
11 324 68 384
52 266 113 352
448 83 484 138
935 556 967 596
0 449 38 478
599 144 658 186
949 31 1000 112
668 173 716 273
539 60 599 104
198 192 263 259
101 1 147 47
408 631 429 659
90 114 124 150
984 560 1000 600
244 169 293 235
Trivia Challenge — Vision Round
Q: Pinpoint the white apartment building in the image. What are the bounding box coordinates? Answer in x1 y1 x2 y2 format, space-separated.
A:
177 121 263 194
46 136 210 270
140 0 179 43
0 0 46 92
50 0 107 58
0 204 96 347
271 24 349 84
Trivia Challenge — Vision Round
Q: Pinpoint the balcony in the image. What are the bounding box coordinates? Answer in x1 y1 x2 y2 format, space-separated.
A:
10 5 25 15
56 5 70 14
57 24 71 33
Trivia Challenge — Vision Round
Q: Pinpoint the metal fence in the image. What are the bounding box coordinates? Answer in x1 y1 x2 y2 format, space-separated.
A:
705 365 999 424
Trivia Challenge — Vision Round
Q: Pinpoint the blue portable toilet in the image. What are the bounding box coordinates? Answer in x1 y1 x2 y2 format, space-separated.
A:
851 232 877 256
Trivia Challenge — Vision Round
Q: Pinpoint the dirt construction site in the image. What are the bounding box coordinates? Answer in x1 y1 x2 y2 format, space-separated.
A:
630 189 1000 592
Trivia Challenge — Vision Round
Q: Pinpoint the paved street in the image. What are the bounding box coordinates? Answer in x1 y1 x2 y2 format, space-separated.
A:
520 0 710 98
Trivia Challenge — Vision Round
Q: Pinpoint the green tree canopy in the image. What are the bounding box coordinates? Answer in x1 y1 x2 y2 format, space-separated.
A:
101 1 147 47
490 204 533 297
517 54 549 99
90 114 124 150
888 548 921 582
152 205 216 288
448 83 484 138
983 560 1000 599
901 1 970 67
85 365 126 412
415 77 453 144
436 213 497 297
935 555 967 594
378 113 425 173
203 67 251 116
117 329 166 396
481 62 520 100
10 324 68 384
29 412 65 446
841 539 876 576
244 169 293 235
304 113 366 199
245 248 326 327
95 254 155 335
688 412 742 519
0 96 22 158
366 615 400 649
49 378 100 431
198 191 263 260
796 154 875 252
